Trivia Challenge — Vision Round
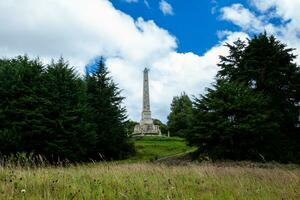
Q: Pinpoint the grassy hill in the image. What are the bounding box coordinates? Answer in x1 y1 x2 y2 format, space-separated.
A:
127 136 196 162
0 137 299 199
1 162 299 199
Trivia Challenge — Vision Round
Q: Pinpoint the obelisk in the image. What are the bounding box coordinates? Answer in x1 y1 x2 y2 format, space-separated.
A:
133 68 161 136
141 68 152 124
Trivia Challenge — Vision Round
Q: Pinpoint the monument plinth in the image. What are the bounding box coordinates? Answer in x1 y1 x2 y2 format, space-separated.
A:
133 68 161 136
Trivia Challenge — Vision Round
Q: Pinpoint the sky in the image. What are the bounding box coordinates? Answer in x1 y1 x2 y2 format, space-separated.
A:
0 0 300 122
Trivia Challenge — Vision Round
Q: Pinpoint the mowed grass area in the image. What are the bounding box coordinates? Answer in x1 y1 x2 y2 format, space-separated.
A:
0 163 299 200
0 137 299 200
128 136 196 161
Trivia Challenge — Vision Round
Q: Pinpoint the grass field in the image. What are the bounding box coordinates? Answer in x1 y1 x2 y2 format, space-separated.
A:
0 137 299 200
127 136 196 161
1 163 299 200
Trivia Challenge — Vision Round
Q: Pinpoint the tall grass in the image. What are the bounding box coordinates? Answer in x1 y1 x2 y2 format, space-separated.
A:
0 162 299 200
0 138 299 199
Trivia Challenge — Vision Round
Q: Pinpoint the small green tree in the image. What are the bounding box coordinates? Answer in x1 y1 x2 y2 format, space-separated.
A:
153 119 168 135
86 58 134 160
167 92 193 137
124 120 139 136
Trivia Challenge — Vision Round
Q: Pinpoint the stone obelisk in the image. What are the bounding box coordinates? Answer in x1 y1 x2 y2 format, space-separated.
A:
142 68 152 123
133 68 161 136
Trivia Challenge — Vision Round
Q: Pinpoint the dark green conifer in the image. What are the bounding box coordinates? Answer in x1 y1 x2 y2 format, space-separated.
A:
86 58 134 160
188 33 300 162
167 92 193 137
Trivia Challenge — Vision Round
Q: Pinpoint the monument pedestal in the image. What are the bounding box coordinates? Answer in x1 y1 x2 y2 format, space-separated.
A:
133 123 161 136
132 68 161 136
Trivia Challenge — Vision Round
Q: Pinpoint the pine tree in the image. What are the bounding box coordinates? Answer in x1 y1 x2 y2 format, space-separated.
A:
86 58 134 160
0 56 46 155
188 33 300 162
42 58 97 162
0 56 134 162
167 92 193 137
218 33 300 134
187 81 279 161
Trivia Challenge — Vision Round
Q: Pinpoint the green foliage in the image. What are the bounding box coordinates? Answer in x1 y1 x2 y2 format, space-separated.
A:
42 58 97 162
188 33 300 163
218 33 300 132
0 56 134 162
124 120 138 136
187 81 280 161
153 118 168 135
0 56 46 155
86 58 134 160
167 92 193 137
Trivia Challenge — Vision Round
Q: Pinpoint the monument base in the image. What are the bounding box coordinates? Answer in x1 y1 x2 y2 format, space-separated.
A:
132 123 161 136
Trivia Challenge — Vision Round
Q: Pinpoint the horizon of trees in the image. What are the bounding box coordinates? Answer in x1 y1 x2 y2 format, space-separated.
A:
0 32 299 164
168 33 300 163
0 56 134 162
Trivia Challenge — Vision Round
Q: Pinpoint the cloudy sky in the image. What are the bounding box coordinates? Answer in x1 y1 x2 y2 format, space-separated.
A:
0 0 300 122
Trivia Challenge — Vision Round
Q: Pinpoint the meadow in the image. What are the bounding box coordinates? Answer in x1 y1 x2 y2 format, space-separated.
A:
0 137 299 200
127 136 196 161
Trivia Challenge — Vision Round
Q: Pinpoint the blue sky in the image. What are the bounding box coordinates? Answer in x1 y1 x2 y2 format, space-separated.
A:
111 0 246 54
0 0 299 122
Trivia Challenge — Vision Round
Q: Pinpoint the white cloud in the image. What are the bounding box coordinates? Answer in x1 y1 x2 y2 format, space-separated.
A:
217 30 234 40
220 4 276 33
250 0 276 12
251 0 300 20
108 32 248 121
0 0 246 122
0 0 176 73
220 1 300 64
159 0 174 16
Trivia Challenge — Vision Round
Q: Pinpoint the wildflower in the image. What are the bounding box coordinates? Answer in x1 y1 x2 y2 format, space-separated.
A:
21 189 26 193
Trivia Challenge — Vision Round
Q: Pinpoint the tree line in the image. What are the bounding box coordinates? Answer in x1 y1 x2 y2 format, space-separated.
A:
1 33 299 163
168 33 300 163
0 56 134 162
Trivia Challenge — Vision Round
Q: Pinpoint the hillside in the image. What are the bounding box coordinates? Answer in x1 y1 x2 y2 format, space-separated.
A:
127 136 196 162
0 136 299 199
1 162 299 199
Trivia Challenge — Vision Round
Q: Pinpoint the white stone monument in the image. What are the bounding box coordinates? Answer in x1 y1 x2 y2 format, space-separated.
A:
133 68 161 136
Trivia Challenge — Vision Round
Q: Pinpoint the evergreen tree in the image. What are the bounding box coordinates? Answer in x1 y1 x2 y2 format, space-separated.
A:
0 56 135 162
86 58 134 160
42 58 96 162
0 56 46 155
218 33 300 135
188 33 300 162
187 81 279 161
167 92 193 137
